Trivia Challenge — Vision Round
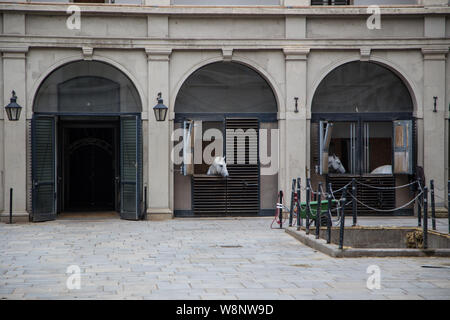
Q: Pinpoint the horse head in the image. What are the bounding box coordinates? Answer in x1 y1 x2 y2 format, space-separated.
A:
328 154 346 174
207 156 229 178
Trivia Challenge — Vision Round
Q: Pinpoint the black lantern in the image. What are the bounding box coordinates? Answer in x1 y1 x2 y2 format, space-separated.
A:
5 91 22 121
153 92 168 122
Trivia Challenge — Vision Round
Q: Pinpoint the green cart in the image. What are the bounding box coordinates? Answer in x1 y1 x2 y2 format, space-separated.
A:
298 199 337 219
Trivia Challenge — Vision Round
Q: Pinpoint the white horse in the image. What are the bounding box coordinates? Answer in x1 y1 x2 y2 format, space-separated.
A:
371 165 392 174
328 154 346 174
207 156 229 177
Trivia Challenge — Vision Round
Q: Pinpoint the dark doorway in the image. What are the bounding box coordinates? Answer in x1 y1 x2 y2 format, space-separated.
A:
60 120 118 212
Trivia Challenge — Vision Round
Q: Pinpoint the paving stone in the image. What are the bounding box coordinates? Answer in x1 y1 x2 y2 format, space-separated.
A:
0 217 449 300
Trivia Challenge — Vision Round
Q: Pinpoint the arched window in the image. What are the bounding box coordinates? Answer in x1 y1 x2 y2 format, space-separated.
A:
311 61 414 176
175 61 277 115
312 61 413 114
34 60 141 114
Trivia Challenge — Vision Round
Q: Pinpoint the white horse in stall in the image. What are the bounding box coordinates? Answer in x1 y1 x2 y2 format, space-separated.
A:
207 156 229 178
370 165 392 174
328 154 392 174
328 154 346 174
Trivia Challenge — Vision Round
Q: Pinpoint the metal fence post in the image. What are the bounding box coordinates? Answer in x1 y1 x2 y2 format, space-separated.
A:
417 178 422 227
430 180 436 231
144 185 148 220
316 182 322 239
423 186 428 250
279 190 283 229
289 179 296 227
327 184 332 244
338 187 347 250
296 178 301 230
9 188 13 224
352 179 357 226
306 179 311 235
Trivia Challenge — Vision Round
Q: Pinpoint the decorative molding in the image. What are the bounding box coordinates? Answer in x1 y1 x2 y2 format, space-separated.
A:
1 46 28 59
145 47 172 61
422 47 449 60
82 46 94 60
222 47 233 62
360 47 371 61
283 47 310 61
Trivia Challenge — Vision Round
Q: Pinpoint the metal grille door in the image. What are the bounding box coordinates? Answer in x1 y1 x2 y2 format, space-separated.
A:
225 118 260 216
192 118 260 216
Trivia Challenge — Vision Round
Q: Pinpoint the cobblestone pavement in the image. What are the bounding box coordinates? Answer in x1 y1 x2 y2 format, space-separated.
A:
0 217 449 300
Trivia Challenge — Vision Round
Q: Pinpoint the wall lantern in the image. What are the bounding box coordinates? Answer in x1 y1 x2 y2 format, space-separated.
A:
433 96 438 113
5 91 22 121
153 92 168 122
294 97 299 113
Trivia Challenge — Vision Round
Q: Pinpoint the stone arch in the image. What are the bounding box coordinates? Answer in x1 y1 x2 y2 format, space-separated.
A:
308 56 418 116
172 56 282 114
30 56 145 116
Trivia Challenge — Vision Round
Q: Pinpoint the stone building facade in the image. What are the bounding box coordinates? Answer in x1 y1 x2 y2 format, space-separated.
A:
0 0 449 221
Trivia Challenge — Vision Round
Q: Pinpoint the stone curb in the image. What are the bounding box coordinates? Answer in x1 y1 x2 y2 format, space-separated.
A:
285 227 450 258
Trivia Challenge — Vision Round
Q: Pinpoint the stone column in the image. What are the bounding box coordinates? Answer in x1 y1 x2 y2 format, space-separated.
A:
422 46 448 207
283 47 309 204
146 47 173 220
1 48 28 222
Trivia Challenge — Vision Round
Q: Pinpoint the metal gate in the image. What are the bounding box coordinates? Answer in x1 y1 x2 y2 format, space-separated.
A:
192 118 260 216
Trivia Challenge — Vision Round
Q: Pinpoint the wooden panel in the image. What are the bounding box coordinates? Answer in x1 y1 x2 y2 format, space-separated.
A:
328 175 395 215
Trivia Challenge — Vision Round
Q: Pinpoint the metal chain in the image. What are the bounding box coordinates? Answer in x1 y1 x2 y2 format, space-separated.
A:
354 179 418 190
347 190 423 213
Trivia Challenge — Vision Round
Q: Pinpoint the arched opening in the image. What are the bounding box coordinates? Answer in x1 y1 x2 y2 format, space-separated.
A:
173 61 278 217
31 60 143 222
310 61 415 215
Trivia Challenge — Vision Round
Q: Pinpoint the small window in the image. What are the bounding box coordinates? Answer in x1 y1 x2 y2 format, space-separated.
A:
72 0 106 3
182 120 224 175
319 121 333 175
311 0 350 5
182 120 194 176
363 122 393 174
172 0 280 5
393 120 413 174
327 122 357 175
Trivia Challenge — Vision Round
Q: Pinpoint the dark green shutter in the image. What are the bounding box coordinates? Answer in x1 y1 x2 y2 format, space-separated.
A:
32 116 56 222
120 115 142 220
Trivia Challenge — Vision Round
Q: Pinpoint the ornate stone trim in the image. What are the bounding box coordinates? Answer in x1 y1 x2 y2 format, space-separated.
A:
283 47 310 61
222 47 233 62
82 46 94 60
422 47 449 61
360 47 371 61
145 47 172 61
